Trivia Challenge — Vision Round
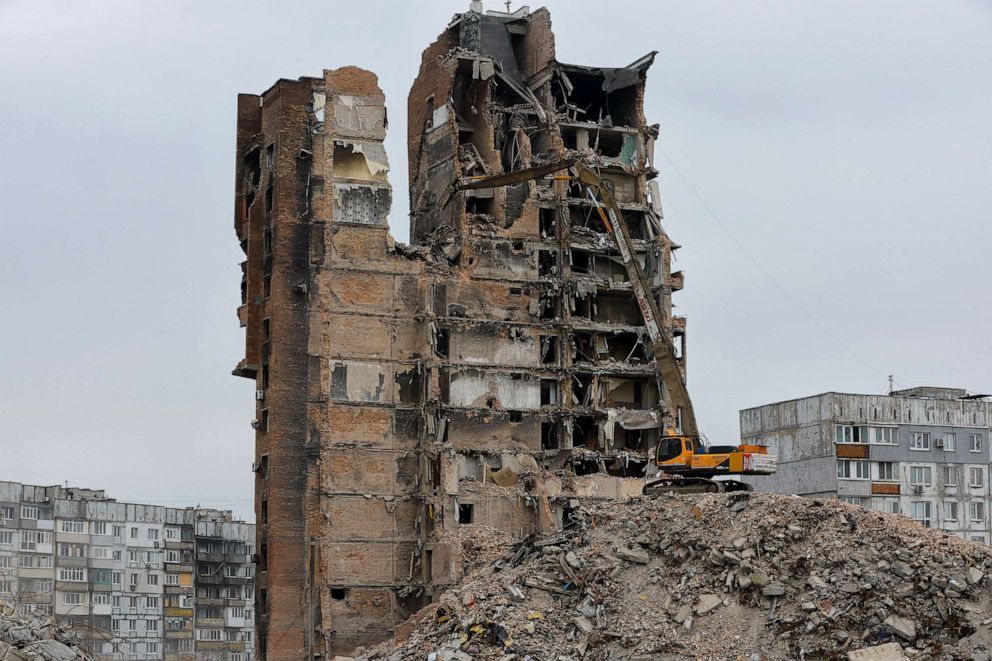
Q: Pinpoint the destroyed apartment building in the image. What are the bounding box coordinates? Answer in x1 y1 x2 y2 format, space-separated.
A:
232 5 683 658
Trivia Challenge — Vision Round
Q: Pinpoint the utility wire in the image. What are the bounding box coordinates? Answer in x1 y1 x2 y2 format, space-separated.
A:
658 146 891 382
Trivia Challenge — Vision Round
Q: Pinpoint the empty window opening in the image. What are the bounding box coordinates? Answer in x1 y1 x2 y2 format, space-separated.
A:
573 374 594 407
573 458 603 476
540 336 559 365
434 329 450 358
540 208 556 238
509 411 523 423
569 204 608 234
570 249 591 274
330 363 348 400
261 364 270 389
396 368 423 405
572 416 597 449
591 292 641 325
541 421 559 450
458 504 475 525
623 210 649 240
259 409 269 434
539 294 557 320
512 239 525 251
466 194 496 215
242 147 261 219
262 318 271 343
424 550 433 583
538 250 557 277
605 456 648 477
259 588 268 614
265 143 274 170
540 379 559 406
330 588 348 601
256 455 269 479
259 545 268 573
263 227 273 255
260 500 268 524
265 185 274 214
263 272 272 299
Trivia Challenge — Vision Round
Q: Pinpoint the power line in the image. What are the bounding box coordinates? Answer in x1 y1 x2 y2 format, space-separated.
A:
657 146 891 382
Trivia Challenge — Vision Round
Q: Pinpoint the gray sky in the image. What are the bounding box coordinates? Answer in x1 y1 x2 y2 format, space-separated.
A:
1 0 989 521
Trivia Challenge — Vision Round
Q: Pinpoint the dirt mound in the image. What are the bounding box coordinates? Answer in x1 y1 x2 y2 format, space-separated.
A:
359 492 992 661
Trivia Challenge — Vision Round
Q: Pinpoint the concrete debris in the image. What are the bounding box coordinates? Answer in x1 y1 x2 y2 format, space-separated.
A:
361 493 992 660
0 602 92 660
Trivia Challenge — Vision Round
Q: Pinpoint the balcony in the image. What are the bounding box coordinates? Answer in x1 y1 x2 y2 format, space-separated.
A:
196 552 225 563
196 617 224 628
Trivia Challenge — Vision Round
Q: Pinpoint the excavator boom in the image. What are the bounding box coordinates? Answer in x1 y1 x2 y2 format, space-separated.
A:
453 159 697 436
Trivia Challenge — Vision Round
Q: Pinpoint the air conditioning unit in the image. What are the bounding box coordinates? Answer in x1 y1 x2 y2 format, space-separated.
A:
922 519 932 527
251 462 260 473
255 390 265 401
936 438 945 448
250 420 260 430
913 485 924 494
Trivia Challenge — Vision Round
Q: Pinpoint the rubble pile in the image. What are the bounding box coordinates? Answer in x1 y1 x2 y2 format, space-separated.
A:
0 602 93 661
362 493 992 661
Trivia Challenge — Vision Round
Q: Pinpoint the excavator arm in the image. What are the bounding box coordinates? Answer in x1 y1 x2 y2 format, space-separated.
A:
452 160 698 437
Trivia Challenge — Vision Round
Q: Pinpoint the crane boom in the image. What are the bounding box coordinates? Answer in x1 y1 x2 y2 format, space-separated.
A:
453 159 698 437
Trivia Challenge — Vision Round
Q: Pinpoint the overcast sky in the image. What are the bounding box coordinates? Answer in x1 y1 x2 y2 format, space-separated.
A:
1 0 989 521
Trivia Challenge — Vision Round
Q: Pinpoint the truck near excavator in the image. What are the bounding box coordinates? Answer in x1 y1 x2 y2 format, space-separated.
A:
450 158 777 493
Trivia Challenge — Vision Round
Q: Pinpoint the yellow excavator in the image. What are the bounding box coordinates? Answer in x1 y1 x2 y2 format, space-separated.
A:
451 158 776 493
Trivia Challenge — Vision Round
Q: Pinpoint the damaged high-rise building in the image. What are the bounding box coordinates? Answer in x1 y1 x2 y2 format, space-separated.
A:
232 5 684 658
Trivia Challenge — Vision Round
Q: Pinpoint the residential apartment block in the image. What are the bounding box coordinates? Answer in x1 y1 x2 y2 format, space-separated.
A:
232 5 681 658
740 388 992 543
0 482 255 661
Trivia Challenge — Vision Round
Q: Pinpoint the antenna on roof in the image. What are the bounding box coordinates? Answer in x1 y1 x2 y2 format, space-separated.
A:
505 0 512 12
888 374 894 395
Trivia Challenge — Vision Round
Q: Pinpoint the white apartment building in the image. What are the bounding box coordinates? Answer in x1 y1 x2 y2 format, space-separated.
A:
741 387 992 543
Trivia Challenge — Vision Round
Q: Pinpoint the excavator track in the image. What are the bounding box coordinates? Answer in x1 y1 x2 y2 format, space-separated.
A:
643 477 753 496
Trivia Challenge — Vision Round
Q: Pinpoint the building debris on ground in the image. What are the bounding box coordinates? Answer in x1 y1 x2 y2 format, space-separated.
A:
350 493 992 660
0 602 93 660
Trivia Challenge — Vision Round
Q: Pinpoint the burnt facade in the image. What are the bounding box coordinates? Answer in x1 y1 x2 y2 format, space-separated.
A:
233 6 683 658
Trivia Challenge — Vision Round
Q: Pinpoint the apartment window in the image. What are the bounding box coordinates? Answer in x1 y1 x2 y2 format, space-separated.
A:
871 427 897 445
970 467 985 489
970 502 985 522
112 525 124 539
130 527 138 539
93 545 111 558
148 528 159 541
876 461 898 481
60 520 84 534
59 568 85 582
971 434 983 452
92 593 110 605
147 596 159 609
971 535 987 544
165 528 178 540
147 642 158 654
147 574 159 586
835 425 867 444
112 572 123 586
837 460 869 480
20 530 49 551
911 501 932 525
0 531 12 545
0 580 12 594
147 619 159 632
839 496 867 506
112 550 121 561
128 596 139 609
21 506 38 520
909 466 933 486
166 550 180 563
0 506 14 520
941 433 956 451
18 555 32 567
166 573 179 586
62 592 83 606
129 572 138 587
38 555 52 568
944 501 959 521
0 556 11 569
910 432 931 451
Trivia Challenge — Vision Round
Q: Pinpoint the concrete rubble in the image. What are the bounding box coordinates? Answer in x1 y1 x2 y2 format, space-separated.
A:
348 493 992 660
0 602 92 661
